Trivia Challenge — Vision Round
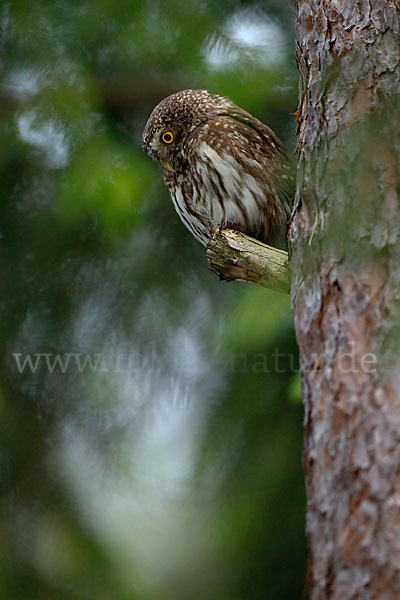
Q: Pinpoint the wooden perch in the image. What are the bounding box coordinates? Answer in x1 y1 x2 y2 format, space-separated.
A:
206 229 290 294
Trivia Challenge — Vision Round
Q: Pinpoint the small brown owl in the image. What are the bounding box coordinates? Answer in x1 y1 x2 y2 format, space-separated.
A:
142 89 293 248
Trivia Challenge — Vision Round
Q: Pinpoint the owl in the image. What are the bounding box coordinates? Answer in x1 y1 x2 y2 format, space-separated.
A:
142 89 293 248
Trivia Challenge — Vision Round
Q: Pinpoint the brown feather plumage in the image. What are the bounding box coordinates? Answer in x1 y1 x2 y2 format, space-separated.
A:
142 89 294 248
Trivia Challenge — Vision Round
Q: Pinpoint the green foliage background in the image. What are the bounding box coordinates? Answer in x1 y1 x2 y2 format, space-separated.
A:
0 1 305 598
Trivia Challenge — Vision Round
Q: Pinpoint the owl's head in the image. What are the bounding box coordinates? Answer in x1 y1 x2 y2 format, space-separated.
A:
142 89 228 173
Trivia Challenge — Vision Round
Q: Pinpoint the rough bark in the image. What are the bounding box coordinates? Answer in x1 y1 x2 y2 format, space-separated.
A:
206 229 290 294
291 1 400 599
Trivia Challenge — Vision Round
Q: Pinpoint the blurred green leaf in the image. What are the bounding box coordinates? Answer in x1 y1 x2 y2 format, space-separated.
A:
0 1 304 599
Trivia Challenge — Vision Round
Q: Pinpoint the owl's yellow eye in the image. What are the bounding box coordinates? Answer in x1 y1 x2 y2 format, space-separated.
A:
161 131 174 144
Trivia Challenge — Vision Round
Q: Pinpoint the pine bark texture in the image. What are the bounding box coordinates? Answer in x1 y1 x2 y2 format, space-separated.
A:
291 1 400 599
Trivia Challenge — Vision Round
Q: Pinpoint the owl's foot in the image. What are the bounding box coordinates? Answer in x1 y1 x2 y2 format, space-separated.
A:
222 222 241 233
207 223 241 238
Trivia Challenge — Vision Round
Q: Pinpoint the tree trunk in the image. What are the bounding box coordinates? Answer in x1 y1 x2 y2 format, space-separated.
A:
291 1 400 598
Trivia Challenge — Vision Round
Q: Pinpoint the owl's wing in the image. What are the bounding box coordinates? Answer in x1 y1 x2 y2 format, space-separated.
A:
222 107 287 155
218 106 295 200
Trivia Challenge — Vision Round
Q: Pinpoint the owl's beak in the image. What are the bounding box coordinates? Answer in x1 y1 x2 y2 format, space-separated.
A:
159 158 175 173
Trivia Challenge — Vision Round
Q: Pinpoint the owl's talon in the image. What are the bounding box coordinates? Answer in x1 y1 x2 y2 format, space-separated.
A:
222 222 241 233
